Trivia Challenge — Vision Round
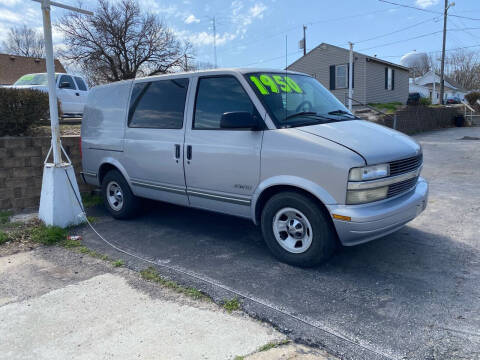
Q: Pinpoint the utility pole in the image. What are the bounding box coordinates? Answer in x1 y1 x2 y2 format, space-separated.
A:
348 42 354 111
302 25 307 56
440 0 455 105
33 0 92 227
212 16 217 68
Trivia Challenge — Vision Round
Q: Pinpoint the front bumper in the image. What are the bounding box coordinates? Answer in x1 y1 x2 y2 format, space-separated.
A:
327 177 428 246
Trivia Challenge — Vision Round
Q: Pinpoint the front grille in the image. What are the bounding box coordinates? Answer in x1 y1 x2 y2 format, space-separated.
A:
389 154 423 176
387 176 418 198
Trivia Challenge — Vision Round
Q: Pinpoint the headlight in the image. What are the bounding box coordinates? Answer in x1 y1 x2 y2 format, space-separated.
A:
346 187 388 204
349 164 389 181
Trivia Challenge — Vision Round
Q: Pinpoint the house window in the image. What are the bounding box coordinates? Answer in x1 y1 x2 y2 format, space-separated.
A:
385 67 395 90
335 64 348 89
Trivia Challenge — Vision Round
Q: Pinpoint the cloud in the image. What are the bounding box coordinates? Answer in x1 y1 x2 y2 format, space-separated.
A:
175 29 236 46
415 0 439 8
231 1 267 36
184 14 200 24
249 3 267 18
0 0 22 6
0 8 21 22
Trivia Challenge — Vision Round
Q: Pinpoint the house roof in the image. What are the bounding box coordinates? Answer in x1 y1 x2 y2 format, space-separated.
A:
288 42 410 71
413 70 467 92
0 53 66 85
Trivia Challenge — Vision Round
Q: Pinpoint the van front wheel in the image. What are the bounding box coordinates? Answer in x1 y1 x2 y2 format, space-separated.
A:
260 192 336 267
101 170 139 219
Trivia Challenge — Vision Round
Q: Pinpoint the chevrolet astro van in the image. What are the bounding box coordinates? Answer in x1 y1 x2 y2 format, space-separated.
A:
81 69 428 267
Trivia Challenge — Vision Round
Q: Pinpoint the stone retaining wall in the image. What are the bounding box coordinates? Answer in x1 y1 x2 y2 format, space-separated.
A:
0 136 92 211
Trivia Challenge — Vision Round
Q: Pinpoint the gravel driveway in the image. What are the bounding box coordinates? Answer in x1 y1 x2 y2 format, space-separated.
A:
78 126 480 360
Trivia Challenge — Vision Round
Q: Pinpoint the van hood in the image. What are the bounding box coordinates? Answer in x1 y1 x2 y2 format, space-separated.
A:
297 120 421 164
8 85 48 92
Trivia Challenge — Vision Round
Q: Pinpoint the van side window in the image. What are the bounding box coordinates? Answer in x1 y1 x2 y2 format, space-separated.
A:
59 75 76 89
194 76 257 129
128 78 189 129
74 76 87 91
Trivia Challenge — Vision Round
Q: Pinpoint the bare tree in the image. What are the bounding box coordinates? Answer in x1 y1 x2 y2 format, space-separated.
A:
445 50 480 90
56 0 194 85
2 25 45 58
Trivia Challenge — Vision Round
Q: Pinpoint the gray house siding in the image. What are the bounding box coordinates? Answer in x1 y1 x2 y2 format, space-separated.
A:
287 44 367 105
365 60 409 104
288 43 409 106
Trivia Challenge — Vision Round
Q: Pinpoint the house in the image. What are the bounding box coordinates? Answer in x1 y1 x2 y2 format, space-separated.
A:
287 43 410 106
0 53 66 86
409 70 467 104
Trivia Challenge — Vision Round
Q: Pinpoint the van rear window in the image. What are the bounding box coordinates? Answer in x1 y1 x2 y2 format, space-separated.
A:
128 78 189 129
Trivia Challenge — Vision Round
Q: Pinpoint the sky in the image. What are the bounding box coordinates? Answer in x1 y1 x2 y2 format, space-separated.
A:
0 0 479 72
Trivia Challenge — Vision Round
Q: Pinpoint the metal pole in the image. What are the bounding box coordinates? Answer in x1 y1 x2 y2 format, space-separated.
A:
439 0 448 105
303 25 307 56
348 42 353 111
41 0 61 165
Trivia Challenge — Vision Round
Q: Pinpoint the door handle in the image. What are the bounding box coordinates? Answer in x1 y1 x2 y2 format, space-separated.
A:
174 144 180 159
75 92 80 96
186 145 192 160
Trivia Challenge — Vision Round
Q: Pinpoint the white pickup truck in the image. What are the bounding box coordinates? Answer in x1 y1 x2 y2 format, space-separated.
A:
10 73 89 117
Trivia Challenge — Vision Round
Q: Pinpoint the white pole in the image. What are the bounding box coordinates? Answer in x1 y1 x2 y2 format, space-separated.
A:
41 0 62 165
348 42 353 111
432 79 436 104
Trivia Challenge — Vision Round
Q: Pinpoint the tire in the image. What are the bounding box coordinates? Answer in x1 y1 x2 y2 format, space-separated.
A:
260 191 337 267
101 169 139 219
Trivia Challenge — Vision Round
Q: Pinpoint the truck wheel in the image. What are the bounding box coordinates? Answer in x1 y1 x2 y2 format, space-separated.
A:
261 191 337 267
101 170 139 219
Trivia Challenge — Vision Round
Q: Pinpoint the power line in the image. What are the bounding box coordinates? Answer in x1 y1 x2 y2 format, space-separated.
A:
380 43 480 59
378 0 480 21
357 27 480 52
354 16 439 44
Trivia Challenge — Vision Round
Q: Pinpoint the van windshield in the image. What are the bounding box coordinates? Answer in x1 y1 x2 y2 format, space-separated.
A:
14 73 58 86
245 72 356 128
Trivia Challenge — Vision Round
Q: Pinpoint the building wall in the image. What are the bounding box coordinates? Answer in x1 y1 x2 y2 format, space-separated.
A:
365 60 409 104
0 136 93 211
288 44 367 105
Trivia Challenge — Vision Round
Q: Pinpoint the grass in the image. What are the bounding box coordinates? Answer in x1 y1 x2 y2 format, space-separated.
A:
0 211 12 225
30 224 68 245
258 339 290 352
368 102 403 114
82 192 103 208
140 266 210 301
0 231 9 245
234 339 290 359
112 259 124 267
223 297 241 313
86 216 97 224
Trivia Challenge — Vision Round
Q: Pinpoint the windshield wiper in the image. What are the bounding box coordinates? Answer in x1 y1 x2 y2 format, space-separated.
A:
327 109 357 118
284 111 318 120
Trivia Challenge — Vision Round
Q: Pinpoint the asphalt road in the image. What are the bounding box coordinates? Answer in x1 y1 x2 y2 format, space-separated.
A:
79 127 480 360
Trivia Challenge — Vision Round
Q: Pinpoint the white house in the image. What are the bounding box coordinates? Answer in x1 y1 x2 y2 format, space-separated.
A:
410 70 467 104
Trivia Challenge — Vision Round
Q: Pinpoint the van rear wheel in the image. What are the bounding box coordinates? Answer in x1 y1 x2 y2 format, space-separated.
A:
260 191 336 267
101 170 139 219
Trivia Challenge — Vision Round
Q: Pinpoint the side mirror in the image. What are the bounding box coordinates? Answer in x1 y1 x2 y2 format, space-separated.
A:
220 111 260 130
59 81 71 89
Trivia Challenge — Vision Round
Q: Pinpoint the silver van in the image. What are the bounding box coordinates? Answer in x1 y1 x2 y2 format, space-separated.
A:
81 69 428 267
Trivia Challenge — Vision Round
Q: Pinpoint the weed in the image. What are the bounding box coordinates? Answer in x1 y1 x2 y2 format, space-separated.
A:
233 357 244 360
112 259 124 267
140 267 210 301
86 216 96 224
31 225 67 245
0 211 12 225
258 339 290 352
0 231 9 245
82 192 103 208
62 239 82 248
223 297 241 313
